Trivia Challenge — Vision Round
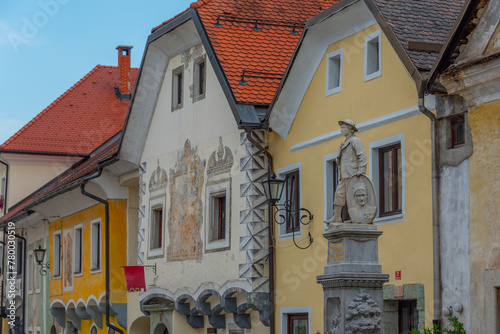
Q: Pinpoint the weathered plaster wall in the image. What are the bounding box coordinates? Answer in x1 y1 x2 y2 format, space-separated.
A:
467 100 500 333
268 23 435 331
439 161 471 331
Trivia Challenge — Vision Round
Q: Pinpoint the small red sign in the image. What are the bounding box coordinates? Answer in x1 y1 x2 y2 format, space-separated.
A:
395 270 401 280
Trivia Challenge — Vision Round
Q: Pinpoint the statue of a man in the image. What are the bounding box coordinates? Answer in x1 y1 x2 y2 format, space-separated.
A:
326 119 367 224
348 182 376 224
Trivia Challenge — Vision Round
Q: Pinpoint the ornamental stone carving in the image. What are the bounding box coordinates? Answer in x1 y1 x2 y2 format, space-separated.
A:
149 159 168 192
345 291 382 334
207 137 234 177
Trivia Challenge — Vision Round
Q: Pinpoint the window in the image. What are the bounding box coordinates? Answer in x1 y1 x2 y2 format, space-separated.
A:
193 55 207 102
206 181 230 251
91 219 101 271
74 226 82 274
227 319 245 334
34 249 40 291
28 254 33 294
450 114 465 148
280 307 310 334
379 143 402 217
53 231 62 278
369 134 405 224
172 65 184 111
398 300 418 333
150 207 163 249
16 240 23 278
326 49 343 96
148 197 164 257
364 30 382 81
277 163 302 239
90 326 97 334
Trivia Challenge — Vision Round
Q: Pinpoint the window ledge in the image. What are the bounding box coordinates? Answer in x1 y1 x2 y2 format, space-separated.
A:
278 230 303 241
73 272 83 277
374 213 403 225
90 268 102 274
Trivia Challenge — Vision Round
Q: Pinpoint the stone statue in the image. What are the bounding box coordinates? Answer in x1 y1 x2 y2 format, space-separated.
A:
325 119 367 224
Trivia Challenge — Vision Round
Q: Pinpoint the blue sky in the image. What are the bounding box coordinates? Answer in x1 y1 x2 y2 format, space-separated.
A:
0 0 194 144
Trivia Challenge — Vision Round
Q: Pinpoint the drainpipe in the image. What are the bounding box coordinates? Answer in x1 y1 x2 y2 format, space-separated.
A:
0 160 9 215
14 234 26 334
417 81 441 329
245 128 275 334
79 157 123 334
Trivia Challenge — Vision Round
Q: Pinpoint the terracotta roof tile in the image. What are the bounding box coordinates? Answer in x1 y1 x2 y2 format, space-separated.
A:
0 66 138 155
154 0 340 105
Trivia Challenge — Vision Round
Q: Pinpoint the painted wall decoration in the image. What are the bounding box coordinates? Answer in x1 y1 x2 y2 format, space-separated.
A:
207 137 234 177
149 159 168 193
167 139 205 262
63 228 73 290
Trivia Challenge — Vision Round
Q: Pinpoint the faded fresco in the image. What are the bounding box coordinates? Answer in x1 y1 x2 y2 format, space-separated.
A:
207 136 233 177
63 228 73 289
167 139 205 262
149 158 168 193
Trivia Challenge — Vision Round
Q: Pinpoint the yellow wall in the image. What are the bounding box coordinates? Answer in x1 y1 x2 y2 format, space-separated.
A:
467 100 500 323
49 199 128 332
269 24 435 331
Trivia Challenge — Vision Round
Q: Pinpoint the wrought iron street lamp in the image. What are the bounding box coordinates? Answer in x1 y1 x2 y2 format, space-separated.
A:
34 245 50 276
262 173 313 249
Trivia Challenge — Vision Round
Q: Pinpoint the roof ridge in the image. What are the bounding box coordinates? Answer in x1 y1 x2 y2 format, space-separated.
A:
0 65 104 149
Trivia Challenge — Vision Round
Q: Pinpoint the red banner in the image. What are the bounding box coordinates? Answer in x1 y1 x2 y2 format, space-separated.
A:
123 266 146 292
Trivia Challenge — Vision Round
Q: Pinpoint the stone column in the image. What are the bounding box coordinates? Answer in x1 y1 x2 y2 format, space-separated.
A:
317 223 389 334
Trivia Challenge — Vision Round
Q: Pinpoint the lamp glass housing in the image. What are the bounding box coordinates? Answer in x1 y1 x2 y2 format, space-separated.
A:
34 245 46 265
262 174 285 203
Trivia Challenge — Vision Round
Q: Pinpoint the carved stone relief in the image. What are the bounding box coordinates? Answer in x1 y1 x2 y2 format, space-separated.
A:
345 291 382 333
167 139 205 262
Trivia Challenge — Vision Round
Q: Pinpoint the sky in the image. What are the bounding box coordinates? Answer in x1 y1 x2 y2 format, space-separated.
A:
0 0 194 144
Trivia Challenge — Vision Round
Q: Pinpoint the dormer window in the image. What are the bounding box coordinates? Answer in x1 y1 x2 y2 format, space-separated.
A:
172 65 184 111
364 30 382 81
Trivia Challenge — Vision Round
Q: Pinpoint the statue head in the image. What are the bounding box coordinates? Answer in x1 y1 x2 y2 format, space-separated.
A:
338 119 358 136
353 182 368 206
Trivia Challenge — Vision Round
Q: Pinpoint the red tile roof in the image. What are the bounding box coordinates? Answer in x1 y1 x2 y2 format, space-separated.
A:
154 0 340 105
0 138 119 224
0 65 138 155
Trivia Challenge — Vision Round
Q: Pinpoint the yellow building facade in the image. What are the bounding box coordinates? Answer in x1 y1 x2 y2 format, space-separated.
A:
48 199 128 333
267 1 443 332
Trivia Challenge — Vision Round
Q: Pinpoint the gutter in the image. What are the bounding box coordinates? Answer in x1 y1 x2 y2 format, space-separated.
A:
0 160 8 215
245 128 274 334
79 156 123 334
417 80 442 329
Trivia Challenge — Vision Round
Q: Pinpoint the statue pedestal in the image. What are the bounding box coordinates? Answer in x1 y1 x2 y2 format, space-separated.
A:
317 223 389 334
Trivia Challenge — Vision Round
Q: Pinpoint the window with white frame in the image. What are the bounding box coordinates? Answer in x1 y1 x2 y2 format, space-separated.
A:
28 254 33 294
148 197 165 257
1 176 5 197
326 49 343 96
206 181 230 251
277 163 302 239
369 134 405 224
53 231 62 278
172 65 184 111
193 55 207 102
280 307 311 334
74 226 83 275
91 219 101 271
364 30 382 81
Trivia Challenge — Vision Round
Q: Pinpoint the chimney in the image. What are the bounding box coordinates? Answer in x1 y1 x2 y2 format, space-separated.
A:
116 45 133 100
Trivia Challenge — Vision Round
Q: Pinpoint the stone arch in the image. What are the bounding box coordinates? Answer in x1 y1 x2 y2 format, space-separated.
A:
129 316 150 334
153 323 169 334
